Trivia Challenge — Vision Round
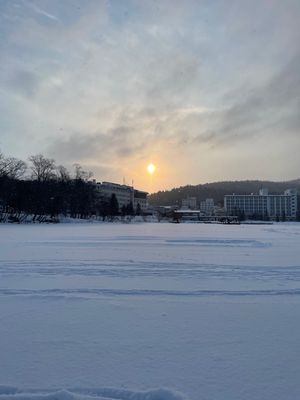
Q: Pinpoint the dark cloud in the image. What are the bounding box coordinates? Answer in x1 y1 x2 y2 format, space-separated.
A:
177 53 300 147
47 124 146 163
217 53 300 140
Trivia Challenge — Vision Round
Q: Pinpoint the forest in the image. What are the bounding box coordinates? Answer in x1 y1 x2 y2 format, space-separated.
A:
149 179 300 206
0 151 134 222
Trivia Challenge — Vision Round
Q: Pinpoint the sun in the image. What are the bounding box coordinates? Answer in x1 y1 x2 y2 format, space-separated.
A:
147 163 156 175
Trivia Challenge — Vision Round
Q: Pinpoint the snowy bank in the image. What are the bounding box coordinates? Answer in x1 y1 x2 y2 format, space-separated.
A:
0 387 188 400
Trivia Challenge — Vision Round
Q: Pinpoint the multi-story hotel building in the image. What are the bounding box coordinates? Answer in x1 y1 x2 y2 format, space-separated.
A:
200 198 215 215
224 188 298 220
182 196 197 210
95 181 148 212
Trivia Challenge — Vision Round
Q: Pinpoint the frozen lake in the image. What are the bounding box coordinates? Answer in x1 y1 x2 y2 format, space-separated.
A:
0 222 300 400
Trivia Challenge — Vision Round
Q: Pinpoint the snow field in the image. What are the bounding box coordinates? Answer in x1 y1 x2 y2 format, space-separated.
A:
0 223 300 400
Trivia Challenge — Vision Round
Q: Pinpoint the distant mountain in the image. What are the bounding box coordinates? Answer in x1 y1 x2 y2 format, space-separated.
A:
149 179 300 206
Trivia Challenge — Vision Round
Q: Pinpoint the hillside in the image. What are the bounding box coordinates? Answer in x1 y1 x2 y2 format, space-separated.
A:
149 179 300 206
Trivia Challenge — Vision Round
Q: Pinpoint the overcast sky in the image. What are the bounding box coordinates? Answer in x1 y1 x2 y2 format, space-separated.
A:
1 0 300 191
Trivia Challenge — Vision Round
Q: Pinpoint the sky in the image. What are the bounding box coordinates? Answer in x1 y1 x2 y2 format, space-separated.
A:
0 0 300 192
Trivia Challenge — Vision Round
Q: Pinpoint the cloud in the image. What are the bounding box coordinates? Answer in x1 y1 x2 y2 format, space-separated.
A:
47 125 145 162
174 51 300 148
1 0 300 188
47 47 300 168
24 0 59 22
7 69 41 98
216 52 300 141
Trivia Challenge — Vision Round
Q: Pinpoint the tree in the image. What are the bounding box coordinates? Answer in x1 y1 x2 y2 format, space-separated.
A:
73 163 93 181
69 178 96 218
0 152 27 179
121 204 127 216
0 149 101 221
97 198 110 221
6 158 27 179
126 201 134 216
237 210 245 222
56 165 70 182
136 203 141 216
29 154 56 182
109 194 119 216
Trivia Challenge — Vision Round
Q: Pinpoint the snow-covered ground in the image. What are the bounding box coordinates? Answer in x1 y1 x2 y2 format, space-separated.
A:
0 223 300 400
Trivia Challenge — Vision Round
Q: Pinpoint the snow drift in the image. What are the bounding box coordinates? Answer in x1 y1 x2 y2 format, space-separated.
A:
0 387 188 400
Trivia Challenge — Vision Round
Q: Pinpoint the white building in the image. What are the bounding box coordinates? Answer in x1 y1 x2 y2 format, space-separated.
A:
200 198 215 215
181 197 197 209
134 190 148 213
95 181 148 212
224 188 298 220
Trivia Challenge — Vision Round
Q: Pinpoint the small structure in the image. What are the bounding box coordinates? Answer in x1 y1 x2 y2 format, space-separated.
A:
172 209 240 224
173 209 202 222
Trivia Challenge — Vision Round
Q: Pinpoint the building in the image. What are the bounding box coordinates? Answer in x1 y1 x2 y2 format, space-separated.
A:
133 190 148 213
200 198 215 215
173 209 202 222
95 181 148 212
181 196 197 209
96 182 133 209
224 188 298 220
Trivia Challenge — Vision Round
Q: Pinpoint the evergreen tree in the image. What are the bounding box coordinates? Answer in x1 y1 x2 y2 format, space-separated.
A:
136 203 141 215
109 194 119 216
121 204 127 216
126 201 134 216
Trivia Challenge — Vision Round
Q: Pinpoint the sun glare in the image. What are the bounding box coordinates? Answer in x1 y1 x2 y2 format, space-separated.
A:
147 163 156 175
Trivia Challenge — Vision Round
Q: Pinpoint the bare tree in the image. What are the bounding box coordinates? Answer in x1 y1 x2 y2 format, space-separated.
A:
5 157 27 179
0 151 9 177
0 152 27 179
73 163 93 181
29 154 56 182
56 165 70 182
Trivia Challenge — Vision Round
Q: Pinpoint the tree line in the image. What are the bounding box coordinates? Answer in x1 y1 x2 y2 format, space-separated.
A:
0 150 136 222
149 179 300 207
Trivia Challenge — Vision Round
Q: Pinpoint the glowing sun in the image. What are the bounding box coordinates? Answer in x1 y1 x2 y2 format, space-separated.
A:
147 163 156 175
